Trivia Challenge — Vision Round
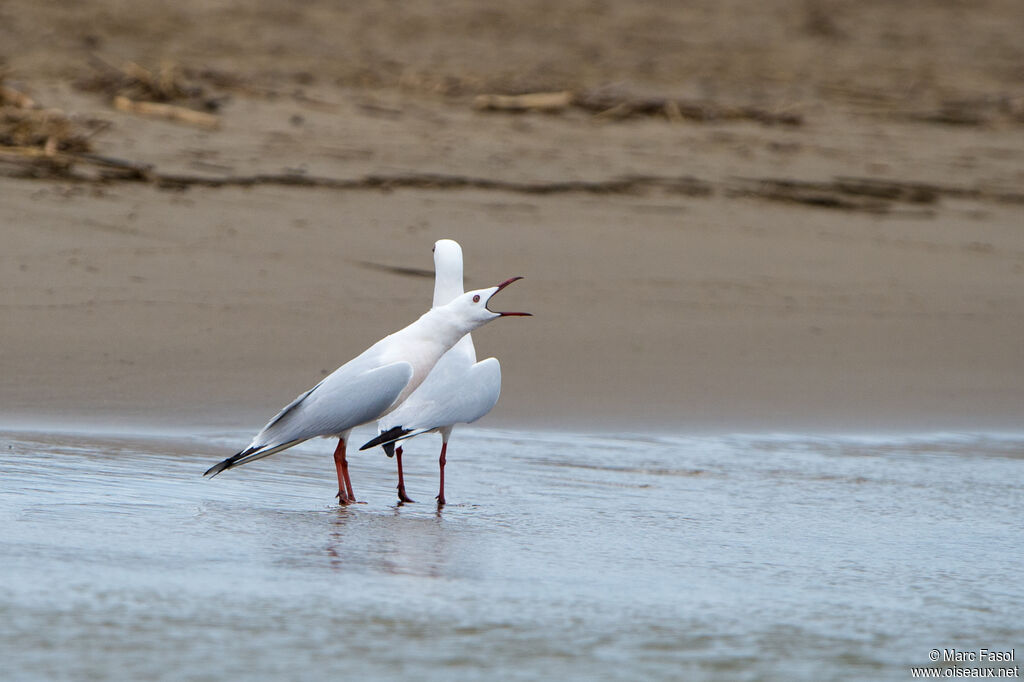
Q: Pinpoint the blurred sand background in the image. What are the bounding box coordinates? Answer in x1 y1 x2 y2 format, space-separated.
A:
1 1 1022 432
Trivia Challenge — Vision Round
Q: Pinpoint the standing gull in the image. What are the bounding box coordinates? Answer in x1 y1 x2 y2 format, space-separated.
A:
204 277 529 504
360 239 503 506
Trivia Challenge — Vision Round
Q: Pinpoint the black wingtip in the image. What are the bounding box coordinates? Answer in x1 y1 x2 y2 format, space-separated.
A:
203 459 231 478
203 448 252 478
359 426 412 451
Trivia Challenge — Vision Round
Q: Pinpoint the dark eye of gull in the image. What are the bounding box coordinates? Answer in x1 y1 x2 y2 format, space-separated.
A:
473 295 480 303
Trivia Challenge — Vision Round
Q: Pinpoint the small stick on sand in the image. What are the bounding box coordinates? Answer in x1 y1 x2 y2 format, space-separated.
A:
0 146 75 176
113 95 220 129
663 99 684 123
473 91 574 113
120 61 156 84
0 85 37 109
0 145 66 159
592 102 633 121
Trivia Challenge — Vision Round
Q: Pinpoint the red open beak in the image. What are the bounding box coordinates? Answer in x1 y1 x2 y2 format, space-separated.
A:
488 277 531 316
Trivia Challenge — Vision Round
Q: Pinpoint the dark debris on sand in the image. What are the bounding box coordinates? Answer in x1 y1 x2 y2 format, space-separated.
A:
75 57 226 113
0 73 108 177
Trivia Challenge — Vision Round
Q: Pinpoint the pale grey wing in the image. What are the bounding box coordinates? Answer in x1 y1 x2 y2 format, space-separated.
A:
205 361 413 476
261 360 414 444
362 358 500 451
378 344 475 432
413 357 501 428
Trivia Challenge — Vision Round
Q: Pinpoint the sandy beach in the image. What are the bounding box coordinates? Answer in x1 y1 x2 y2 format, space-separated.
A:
2 1 1023 432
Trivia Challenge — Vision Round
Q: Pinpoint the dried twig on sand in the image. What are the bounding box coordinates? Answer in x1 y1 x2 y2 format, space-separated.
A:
0 83 37 109
472 88 802 126
78 58 211 105
0 108 93 153
573 90 802 126
113 96 220 129
0 76 97 160
77 58 224 128
473 91 574 113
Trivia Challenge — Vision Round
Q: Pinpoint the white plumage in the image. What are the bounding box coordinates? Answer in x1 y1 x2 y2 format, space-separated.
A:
205 270 527 505
360 239 505 505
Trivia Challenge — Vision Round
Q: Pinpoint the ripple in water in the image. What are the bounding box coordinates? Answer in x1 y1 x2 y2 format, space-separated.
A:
1 427 1022 680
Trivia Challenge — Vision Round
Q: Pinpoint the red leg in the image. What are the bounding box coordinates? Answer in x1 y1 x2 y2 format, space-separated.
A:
342 451 356 503
436 441 448 507
396 446 415 503
333 439 354 505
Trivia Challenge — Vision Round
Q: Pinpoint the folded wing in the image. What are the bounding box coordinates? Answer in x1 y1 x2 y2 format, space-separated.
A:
206 360 414 476
360 357 500 451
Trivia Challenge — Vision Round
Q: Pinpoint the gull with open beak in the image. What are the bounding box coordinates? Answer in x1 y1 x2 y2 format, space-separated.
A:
204 275 529 504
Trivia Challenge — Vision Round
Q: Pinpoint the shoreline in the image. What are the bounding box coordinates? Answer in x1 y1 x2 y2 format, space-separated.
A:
4 415 1023 443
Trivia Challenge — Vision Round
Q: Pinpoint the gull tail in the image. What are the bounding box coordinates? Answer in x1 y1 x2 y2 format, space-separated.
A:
204 439 305 477
359 426 418 453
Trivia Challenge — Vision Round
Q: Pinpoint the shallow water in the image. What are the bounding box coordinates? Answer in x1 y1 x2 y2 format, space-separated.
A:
1 426 1022 681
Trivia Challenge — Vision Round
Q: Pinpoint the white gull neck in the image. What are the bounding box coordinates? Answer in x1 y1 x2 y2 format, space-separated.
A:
432 239 477 361
432 239 465 308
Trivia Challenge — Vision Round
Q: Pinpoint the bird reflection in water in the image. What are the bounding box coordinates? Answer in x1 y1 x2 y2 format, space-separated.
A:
324 509 452 578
